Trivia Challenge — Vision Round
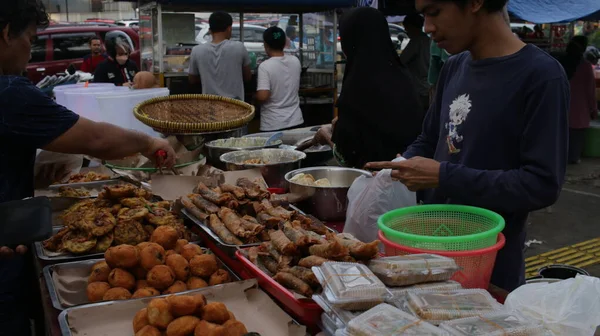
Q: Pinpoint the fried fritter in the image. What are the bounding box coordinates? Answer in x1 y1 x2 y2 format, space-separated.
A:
92 233 114 253
202 302 230 324
104 184 137 199
120 197 150 209
166 316 200 336
105 244 139 269
88 261 111 283
42 226 69 252
189 254 219 279
222 320 248 336
147 207 178 226
132 287 160 299
166 254 189 282
143 225 155 237
165 295 197 317
147 265 175 291
108 268 136 291
174 239 188 254
61 199 95 222
167 222 191 241
135 325 162 336
191 293 207 315
150 225 179 250
139 243 166 271
195 321 226 336
180 244 203 262
87 282 111 302
62 230 97 254
132 266 148 280
209 269 231 286
134 188 153 200
147 298 173 330
162 280 187 295
114 219 148 246
133 308 150 333
186 276 208 290
150 200 171 209
136 279 150 290
102 287 131 301
118 207 150 221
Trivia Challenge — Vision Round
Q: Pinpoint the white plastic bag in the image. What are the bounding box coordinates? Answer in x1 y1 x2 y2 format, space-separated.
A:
344 157 416 244
505 275 600 336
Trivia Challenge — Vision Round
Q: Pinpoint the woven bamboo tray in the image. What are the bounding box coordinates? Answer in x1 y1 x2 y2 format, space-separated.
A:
133 94 255 134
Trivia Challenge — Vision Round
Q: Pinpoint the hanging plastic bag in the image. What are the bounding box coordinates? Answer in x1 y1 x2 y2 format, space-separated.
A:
34 150 84 188
505 275 600 336
344 157 416 245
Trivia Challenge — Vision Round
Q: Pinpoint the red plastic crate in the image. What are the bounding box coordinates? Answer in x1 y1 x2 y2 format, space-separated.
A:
235 249 323 330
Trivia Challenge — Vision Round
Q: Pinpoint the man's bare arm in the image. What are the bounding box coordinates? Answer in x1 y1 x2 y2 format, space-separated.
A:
255 90 270 103
189 74 201 85
243 65 252 82
43 117 176 166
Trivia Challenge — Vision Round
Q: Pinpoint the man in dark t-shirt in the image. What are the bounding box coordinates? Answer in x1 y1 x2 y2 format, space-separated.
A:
366 0 569 291
0 2 176 334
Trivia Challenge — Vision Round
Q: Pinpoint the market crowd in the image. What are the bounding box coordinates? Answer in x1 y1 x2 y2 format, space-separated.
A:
0 0 599 335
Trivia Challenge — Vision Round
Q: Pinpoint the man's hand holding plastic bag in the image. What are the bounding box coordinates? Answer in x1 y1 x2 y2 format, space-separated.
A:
344 157 416 244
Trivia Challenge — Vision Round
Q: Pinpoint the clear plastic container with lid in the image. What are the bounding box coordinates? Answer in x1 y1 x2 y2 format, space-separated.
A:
388 280 463 298
407 289 504 325
313 262 390 311
347 303 448 336
368 254 460 287
440 312 548 336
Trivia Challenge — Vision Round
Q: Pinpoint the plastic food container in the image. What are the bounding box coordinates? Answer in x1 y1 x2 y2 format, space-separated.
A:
313 294 364 326
440 312 547 336
313 262 389 310
368 254 460 287
387 281 463 298
407 289 504 325
347 303 448 335
235 249 323 331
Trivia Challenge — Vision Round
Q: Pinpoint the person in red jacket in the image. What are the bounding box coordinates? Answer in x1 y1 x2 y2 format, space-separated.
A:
80 36 106 73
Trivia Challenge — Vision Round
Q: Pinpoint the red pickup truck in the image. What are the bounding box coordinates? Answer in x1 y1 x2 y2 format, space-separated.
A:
28 25 140 84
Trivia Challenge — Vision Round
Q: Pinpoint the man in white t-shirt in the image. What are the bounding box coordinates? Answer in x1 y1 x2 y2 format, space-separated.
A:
188 12 252 100
256 27 304 131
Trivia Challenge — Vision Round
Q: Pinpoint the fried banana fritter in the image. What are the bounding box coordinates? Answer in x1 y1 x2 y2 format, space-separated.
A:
114 219 148 246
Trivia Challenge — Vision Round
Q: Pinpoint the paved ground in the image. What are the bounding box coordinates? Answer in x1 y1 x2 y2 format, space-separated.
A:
525 158 600 277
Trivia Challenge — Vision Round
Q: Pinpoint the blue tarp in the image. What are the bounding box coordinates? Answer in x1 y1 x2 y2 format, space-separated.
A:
508 0 600 23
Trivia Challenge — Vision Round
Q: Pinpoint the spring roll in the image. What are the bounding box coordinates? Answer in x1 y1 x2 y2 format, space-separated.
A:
258 230 271 242
209 214 243 245
336 234 380 260
189 194 220 214
281 222 310 247
240 217 264 237
283 266 320 288
220 183 246 200
261 242 293 269
309 236 349 259
259 255 280 275
237 178 270 200
304 214 329 235
256 212 282 229
181 197 209 221
248 247 273 276
303 229 328 245
261 199 294 220
298 256 329 268
269 230 297 255
273 272 313 297
218 207 253 238
197 182 233 205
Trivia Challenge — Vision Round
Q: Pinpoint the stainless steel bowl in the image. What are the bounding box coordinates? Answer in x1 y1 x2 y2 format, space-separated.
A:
205 137 283 170
220 148 306 189
285 167 372 222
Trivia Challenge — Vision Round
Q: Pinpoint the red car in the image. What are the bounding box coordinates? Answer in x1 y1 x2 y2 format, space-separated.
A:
28 25 140 84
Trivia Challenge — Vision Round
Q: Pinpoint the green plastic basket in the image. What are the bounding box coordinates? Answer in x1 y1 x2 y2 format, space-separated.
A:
377 205 505 251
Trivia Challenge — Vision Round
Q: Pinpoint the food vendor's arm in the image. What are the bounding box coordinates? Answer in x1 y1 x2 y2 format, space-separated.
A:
255 64 270 103
437 77 569 213
1 77 176 166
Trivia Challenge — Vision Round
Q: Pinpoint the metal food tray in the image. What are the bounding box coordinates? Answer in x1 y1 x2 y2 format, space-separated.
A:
34 226 201 263
44 247 239 311
182 204 337 258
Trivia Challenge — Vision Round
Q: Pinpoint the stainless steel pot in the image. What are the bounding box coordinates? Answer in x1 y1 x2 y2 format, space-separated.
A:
220 148 306 189
205 137 282 170
285 167 372 222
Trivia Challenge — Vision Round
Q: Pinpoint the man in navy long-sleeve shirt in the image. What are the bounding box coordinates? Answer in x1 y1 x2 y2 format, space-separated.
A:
366 0 569 291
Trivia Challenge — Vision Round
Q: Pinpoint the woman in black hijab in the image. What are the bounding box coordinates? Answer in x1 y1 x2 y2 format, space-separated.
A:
331 7 423 168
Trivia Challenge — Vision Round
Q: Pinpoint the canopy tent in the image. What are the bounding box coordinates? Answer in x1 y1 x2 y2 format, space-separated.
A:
129 0 353 12
508 0 600 23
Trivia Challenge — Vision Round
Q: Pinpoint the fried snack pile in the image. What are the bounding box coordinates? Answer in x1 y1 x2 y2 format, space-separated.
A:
132 295 249 336
55 171 111 184
181 178 329 246
247 232 380 297
87 240 232 304
43 184 191 255
58 186 91 198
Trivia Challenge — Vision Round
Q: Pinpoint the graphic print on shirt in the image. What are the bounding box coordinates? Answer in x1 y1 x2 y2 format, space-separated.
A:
445 93 472 154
